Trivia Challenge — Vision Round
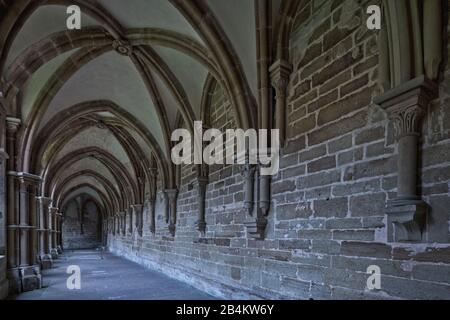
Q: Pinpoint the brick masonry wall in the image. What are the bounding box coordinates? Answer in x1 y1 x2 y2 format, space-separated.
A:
109 0 450 299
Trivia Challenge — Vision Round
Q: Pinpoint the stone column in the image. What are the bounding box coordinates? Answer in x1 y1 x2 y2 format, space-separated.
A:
28 180 39 266
242 164 256 215
37 197 52 269
0 142 8 298
49 207 58 259
127 207 133 235
165 189 178 237
270 60 292 147
7 172 42 292
5 117 20 272
132 205 143 236
147 198 155 234
147 168 157 234
56 212 62 254
374 76 438 242
0 151 8 253
195 177 208 235
120 211 126 236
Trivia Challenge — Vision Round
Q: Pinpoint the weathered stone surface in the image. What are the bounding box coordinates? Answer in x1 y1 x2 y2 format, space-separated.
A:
314 197 348 218
308 110 368 146
340 241 391 259
276 203 313 220
350 193 386 217
307 156 336 173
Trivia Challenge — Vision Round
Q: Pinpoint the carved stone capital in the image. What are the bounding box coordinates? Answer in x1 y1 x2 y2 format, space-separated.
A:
269 59 292 93
165 189 178 201
374 76 438 243
5 117 21 133
374 75 438 139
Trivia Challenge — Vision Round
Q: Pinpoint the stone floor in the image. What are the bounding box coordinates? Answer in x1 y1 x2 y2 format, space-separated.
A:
10 250 215 300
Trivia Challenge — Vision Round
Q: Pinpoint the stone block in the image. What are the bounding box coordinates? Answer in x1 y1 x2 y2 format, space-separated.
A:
340 241 391 259
332 230 375 241
314 197 348 218
307 156 336 173
325 218 362 229
350 193 386 217
355 126 385 145
318 87 372 126
297 170 341 190
332 179 380 197
328 134 352 154
412 264 450 284
319 70 352 96
280 277 311 299
308 110 368 146
279 239 311 250
340 74 369 97
299 145 327 163
276 203 313 220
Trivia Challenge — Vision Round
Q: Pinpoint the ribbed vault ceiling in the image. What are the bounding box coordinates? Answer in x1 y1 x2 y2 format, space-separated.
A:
0 0 271 215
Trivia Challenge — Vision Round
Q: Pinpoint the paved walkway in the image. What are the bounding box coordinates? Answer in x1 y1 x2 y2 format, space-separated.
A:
11 250 214 300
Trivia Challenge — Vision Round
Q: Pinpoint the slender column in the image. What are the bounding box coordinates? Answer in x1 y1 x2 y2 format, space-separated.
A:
7 172 42 292
5 117 20 271
148 199 156 234
375 76 438 242
120 211 126 236
165 189 178 237
147 167 157 234
127 207 133 235
37 197 52 268
270 60 292 147
49 207 58 259
132 205 143 236
195 177 208 235
0 95 8 299
242 163 256 215
56 212 62 253
28 180 38 265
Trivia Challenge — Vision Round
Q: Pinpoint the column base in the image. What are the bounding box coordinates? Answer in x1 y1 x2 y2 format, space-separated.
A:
386 199 428 242
0 256 8 299
50 248 58 259
8 265 42 293
40 254 53 269
244 216 268 240
0 278 8 299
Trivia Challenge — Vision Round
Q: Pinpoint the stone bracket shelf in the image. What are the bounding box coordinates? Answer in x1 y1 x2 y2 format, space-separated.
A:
385 200 428 242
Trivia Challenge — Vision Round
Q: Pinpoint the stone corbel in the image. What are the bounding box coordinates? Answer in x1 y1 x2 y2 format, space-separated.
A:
270 59 292 147
245 164 271 240
195 176 208 235
165 189 178 237
374 76 438 242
